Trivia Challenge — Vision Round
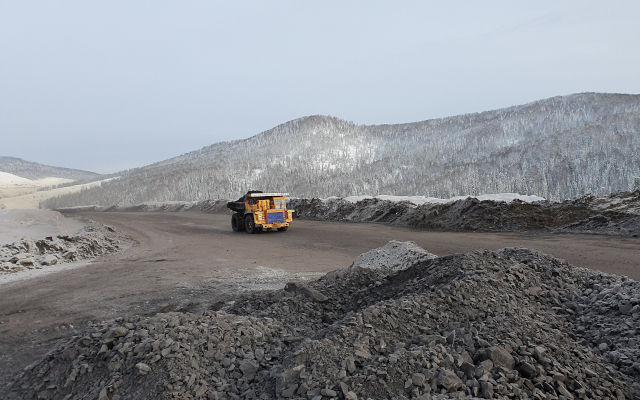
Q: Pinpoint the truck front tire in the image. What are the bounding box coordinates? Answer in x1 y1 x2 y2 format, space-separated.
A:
245 214 257 234
231 213 244 232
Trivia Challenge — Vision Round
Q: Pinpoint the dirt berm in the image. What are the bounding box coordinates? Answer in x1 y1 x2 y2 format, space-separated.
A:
290 190 640 237
0 222 126 275
5 241 639 399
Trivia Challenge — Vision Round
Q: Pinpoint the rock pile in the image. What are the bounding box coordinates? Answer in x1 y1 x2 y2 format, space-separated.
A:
0 223 125 274
5 243 639 399
290 190 640 237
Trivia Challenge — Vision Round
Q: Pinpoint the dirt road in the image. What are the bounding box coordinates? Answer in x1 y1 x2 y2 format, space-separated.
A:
1 211 639 390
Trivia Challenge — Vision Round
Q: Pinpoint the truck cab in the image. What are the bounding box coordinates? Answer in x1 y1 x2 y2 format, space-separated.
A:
227 191 294 233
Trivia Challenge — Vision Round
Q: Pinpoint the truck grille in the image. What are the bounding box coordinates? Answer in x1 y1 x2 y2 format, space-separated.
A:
267 212 285 224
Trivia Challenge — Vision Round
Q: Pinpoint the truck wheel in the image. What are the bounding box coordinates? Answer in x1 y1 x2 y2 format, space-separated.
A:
245 214 257 234
277 226 288 232
231 213 243 232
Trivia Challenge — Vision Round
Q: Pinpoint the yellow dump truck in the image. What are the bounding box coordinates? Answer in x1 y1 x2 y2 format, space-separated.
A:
227 191 294 233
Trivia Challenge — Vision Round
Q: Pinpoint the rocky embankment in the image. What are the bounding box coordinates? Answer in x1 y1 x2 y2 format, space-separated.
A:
60 200 230 214
0 223 126 275
290 190 640 237
5 241 639 399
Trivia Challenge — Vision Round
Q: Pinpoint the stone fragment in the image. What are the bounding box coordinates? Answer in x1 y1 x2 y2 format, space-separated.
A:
460 361 476 379
40 254 58 266
9 253 29 263
533 346 546 360
618 302 633 314
111 326 128 337
345 357 356 373
98 387 109 400
551 372 566 383
239 360 258 380
486 346 515 370
136 363 151 375
281 384 298 398
321 388 337 397
436 369 462 391
556 382 574 399
345 391 357 400
584 367 597 378
480 381 493 398
339 382 349 396
412 372 426 387
516 361 537 378
18 257 35 266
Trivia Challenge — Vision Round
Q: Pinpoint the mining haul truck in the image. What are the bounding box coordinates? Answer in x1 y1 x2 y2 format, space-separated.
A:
227 191 294 233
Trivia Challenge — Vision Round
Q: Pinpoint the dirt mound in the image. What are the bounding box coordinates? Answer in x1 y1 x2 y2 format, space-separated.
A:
290 190 640 236
0 222 126 275
5 241 639 399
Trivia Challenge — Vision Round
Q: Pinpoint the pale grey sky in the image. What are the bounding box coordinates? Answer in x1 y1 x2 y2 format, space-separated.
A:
1 1 639 173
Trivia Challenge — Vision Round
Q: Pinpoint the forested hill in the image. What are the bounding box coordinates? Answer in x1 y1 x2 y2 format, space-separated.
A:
0 157 99 181
43 93 640 208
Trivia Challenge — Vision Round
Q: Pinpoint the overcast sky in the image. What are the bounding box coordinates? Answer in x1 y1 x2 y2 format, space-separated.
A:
1 1 639 173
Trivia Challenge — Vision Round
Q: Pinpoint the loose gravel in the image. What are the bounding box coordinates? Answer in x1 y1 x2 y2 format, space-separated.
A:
4 242 639 399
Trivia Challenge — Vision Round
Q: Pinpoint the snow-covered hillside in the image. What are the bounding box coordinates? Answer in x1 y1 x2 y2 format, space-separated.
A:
42 93 640 208
0 171 76 200
0 157 98 181
0 171 74 187
0 161 104 209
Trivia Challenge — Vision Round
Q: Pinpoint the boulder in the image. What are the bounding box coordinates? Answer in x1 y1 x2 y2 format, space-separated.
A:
476 346 515 370
40 255 59 266
436 369 462 391
18 258 35 266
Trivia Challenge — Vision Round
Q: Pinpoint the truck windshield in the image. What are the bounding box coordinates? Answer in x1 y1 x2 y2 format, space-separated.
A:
273 198 286 209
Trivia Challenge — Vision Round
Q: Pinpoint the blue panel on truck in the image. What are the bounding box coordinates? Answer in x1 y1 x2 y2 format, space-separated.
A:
268 212 285 224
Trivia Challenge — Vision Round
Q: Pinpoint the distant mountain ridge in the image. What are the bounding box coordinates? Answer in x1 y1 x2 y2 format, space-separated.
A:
42 92 640 208
0 157 99 181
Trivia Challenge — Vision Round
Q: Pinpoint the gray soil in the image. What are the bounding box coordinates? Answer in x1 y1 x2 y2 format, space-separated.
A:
1 211 639 397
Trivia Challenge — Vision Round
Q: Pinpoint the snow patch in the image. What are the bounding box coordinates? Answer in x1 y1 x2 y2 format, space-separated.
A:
32 177 75 186
0 171 34 186
0 172 75 187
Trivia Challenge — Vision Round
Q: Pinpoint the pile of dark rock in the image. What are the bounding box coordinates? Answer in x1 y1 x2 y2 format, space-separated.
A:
289 190 640 237
0 223 125 274
5 242 639 399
